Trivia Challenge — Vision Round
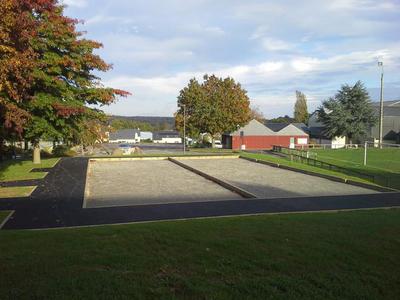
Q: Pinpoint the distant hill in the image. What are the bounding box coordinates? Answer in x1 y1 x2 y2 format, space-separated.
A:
108 115 175 131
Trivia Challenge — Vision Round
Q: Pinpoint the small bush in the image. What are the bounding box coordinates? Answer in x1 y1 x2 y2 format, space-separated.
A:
53 145 77 157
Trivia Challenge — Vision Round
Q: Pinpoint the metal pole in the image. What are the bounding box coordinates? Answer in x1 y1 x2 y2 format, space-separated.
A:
378 62 384 149
183 105 186 154
364 141 367 166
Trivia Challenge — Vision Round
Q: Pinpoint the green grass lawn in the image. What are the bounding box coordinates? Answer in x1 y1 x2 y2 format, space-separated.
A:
0 186 36 198
0 209 399 299
310 148 400 189
0 158 60 182
311 148 400 172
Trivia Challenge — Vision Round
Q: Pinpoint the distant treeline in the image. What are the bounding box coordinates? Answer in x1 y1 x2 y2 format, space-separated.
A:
267 115 295 124
108 116 175 131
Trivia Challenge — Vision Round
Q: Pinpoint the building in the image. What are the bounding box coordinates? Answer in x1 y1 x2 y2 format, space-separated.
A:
153 131 182 143
109 129 140 144
308 100 400 146
222 119 308 150
140 131 153 141
370 100 400 143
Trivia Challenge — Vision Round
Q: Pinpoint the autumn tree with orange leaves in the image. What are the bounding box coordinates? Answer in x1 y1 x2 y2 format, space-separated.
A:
0 0 130 163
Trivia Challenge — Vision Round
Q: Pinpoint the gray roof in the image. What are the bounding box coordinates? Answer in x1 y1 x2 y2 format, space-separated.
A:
372 100 400 107
277 124 308 136
265 123 288 132
226 119 308 136
229 119 275 136
372 100 400 116
109 129 140 140
265 122 308 133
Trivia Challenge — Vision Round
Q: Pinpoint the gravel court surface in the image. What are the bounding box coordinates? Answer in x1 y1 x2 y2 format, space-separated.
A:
176 158 379 198
85 160 242 208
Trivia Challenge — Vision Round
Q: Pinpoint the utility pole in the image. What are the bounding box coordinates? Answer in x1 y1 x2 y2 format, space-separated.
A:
182 104 186 154
378 61 384 148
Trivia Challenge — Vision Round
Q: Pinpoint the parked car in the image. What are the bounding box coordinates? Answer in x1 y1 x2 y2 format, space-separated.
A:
214 140 223 149
118 144 133 155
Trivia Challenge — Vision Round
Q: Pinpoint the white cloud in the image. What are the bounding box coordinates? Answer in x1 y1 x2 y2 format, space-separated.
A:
61 0 87 8
102 45 400 117
66 0 400 117
328 0 399 11
262 38 294 51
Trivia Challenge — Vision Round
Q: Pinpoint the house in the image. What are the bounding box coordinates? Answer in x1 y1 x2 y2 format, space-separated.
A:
308 112 346 148
153 131 182 143
109 129 140 144
140 131 153 141
222 119 309 150
369 100 400 143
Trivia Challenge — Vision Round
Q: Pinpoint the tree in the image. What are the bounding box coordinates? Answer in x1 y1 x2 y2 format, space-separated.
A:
175 74 251 146
294 90 309 124
0 0 38 159
2 1 130 163
110 119 154 131
250 106 266 123
317 81 377 144
267 115 294 123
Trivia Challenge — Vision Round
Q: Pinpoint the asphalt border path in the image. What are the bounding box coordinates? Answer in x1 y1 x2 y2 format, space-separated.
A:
0 157 399 230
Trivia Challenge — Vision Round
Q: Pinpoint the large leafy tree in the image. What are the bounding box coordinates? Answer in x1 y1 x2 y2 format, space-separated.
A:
0 0 39 158
294 90 309 124
176 74 251 146
317 81 377 144
1 0 130 162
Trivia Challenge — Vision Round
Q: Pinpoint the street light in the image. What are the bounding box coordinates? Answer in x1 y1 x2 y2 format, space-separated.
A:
180 104 186 154
378 61 384 148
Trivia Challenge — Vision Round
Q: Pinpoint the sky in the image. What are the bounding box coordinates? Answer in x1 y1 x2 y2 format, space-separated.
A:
62 0 400 118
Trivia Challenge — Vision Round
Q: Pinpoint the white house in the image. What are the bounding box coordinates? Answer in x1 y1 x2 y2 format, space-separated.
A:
153 131 182 143
140 131 153 141
109 129 140 144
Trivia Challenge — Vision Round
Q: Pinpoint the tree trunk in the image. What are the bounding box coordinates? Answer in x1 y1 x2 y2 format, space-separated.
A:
24 140 29 151
33 142 41 164
211 137 215 148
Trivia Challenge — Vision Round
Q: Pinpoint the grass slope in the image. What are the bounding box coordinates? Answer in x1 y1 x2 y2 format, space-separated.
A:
0 158 60 182
0 209 400 299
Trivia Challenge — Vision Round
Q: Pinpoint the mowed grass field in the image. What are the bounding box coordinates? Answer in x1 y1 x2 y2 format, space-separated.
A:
311 148 400 172
0 209 400 299
310 148 400 189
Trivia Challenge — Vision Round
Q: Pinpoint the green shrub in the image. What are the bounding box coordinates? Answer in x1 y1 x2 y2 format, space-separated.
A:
53 145 77 157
